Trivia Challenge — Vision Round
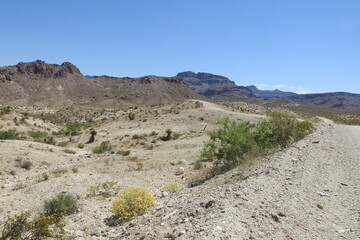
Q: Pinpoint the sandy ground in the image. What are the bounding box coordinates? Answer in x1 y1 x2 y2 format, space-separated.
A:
0 100 359 239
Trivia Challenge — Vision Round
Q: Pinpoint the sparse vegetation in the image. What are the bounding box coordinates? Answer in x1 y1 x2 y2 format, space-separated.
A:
57 141 69 147
87 181 119 199
92 141 112 154
201 112 315 172
0 212 66 240
43 193 78 216
111 186 155 221
162 182 179 193
117 150 131 156
0 129 23 140
63 149 76 154
28 131 48 140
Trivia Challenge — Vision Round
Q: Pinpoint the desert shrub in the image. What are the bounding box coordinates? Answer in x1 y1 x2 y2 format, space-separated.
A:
87 130 97 144
132 134 142 139
254 112 315 149
111 186 155 221
0 129 23 140
0 212 66 240
117 150 131 156
292 120 315 141
92 141 112 154
128 112 135 120
43 193 78 216
44 136 56 145
201 118 254 168
77 143 84 149
193 160 203 170
0 106 11 116
159 129 172 141
87 181 119 199
201 113 315 171
57 141 69 147
161 182 179 193
63 149 76 154
20 160 33 170
146 144 154 150
28 131 48 139
64 122 84 136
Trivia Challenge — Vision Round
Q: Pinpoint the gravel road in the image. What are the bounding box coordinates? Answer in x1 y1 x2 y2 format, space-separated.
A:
117 119 360 240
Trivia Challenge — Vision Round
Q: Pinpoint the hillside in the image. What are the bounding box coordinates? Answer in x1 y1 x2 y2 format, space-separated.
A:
0 100 358 239
0 60 204 107
177 71 256 102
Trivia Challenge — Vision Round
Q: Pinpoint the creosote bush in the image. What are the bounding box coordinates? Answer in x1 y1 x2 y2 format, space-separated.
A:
111 186 155 221
201 112 315 171
0 212 66 240
43 193 78 216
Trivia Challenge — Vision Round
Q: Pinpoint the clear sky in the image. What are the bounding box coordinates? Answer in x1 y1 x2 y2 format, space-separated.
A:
1 0 359 94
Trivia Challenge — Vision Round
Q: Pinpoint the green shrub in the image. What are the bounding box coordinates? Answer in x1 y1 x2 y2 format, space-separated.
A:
43 193 78 216
57 141 69 147
28 131 48 139
254 112 315 149
77 143 84 149
64 122 84 136
111 186 155 221
63 149 76 154
201 118 254 168
0 212 66 240
201 113 315 172
0 129 23 140
92 141 112 154
117 150 131 156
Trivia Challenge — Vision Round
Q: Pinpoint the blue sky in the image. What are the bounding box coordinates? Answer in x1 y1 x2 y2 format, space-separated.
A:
1 0 359 94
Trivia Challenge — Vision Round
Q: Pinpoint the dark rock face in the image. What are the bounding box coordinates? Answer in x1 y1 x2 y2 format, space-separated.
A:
0 69 13 82
15 60 81 78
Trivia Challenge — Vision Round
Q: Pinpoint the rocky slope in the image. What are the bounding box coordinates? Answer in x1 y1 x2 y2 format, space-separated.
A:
0 60 204 107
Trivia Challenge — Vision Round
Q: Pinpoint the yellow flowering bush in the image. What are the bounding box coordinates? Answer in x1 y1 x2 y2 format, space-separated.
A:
111 186 155 221
161 182 179 193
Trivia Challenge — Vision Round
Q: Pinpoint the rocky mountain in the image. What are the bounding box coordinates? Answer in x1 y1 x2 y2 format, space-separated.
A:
177 71 256 102
0 60 204 107
248 85 360 112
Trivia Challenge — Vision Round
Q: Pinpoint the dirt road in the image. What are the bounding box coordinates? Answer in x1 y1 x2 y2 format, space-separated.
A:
121 119 360 240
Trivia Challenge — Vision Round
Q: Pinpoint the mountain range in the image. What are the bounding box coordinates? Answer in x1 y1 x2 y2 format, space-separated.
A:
0 60 204 107
1 60 360 112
